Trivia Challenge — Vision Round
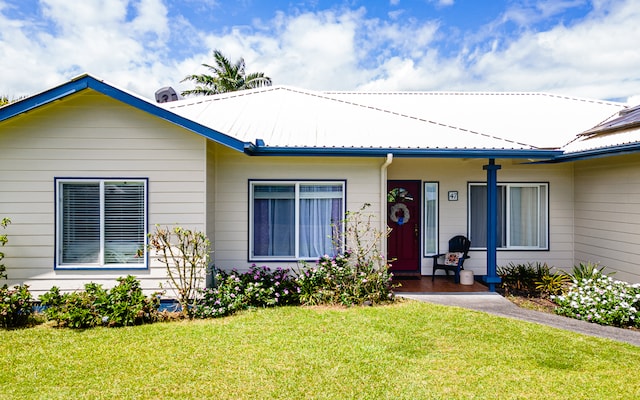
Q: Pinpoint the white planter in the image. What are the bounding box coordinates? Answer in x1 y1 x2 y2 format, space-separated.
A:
460 270 474 285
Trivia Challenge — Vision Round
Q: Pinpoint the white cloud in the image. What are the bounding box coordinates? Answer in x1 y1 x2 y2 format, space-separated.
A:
0 0 639 102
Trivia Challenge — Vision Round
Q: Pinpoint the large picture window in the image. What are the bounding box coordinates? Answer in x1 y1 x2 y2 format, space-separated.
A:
250 181 345 260
468 182 548 250
56 179 147 269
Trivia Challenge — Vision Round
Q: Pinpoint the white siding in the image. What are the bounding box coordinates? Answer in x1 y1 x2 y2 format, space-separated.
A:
0 90 207 295
574 153 640 283
209 145 382 271
388 158 575 276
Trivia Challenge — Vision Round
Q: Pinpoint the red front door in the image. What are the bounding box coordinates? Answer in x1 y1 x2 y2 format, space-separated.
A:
387 180 420 273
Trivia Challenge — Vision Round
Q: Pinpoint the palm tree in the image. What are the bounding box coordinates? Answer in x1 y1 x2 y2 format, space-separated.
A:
181 50 272 96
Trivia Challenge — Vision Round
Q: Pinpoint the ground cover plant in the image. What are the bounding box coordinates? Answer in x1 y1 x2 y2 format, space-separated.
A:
1 301 639 399
552 264 640 328
195 265 299 318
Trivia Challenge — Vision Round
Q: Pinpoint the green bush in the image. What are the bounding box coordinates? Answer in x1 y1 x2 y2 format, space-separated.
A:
195 266 299 318
39 276 160 328
570 262 609 281
0 284 33 328
497 262 568 298
296 252 394 306
294 204 395 307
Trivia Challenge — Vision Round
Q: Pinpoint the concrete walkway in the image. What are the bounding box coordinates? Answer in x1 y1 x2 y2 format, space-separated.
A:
399 292 640 347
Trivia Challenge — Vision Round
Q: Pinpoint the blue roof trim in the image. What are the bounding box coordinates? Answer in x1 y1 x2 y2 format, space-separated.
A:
0 75 249 153
244 145 562 159
541 142 640 163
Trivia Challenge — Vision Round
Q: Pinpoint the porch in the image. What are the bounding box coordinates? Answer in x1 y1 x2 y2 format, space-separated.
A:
392 275 489 293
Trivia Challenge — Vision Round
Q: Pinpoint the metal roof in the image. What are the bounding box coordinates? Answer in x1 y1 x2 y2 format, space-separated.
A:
2 74 634 161
163 86 625 156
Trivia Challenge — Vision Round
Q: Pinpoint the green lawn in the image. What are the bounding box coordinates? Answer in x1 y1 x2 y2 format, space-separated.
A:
2 300 639 399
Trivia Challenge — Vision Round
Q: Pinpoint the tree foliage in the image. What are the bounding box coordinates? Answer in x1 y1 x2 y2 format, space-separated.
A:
181 49 272 96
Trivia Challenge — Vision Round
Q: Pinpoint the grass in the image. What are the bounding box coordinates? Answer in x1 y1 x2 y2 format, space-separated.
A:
2 300 640 399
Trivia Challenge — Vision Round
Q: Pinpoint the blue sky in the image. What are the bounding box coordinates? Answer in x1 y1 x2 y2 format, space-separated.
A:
1 0 639 103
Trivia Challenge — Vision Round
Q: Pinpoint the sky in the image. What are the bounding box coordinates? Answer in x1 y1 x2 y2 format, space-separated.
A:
1 0 639 103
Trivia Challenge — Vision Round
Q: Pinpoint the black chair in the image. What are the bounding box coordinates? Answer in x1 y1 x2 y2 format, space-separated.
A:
431 235 471 283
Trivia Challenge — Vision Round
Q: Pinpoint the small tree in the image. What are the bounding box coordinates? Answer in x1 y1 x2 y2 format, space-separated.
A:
147 225 211 317
0 218 10 280
339 203 391 272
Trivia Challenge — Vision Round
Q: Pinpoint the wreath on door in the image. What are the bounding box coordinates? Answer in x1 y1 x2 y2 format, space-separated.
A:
389 203 410 226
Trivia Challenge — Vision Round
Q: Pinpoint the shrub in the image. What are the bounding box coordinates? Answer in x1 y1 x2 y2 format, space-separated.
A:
195 266 299 318
497 262 568 297
40 284 106 329
0 284 33 328
570 262 609 281
296 204 395 307
39 276 160 328
101 276 161 327
552 274 640 328
147 225 211 318
296 252 394 306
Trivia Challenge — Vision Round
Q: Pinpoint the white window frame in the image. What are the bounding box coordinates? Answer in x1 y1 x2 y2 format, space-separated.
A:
468 182 549 250
249 180 346 261
55 178 148 269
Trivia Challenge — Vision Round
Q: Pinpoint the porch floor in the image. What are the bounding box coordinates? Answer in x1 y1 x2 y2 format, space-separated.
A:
392 275 489 293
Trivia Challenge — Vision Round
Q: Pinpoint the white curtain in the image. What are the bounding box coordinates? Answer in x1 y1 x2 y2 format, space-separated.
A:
424 183 438 254
509 186 538 247
299 198 334 258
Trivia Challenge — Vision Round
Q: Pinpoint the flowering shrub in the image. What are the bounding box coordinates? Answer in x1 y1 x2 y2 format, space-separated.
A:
552 274 640 328
296 252 395 307
195 266 299 318
296 204 396 307
39 276 160 328
0 284 33 328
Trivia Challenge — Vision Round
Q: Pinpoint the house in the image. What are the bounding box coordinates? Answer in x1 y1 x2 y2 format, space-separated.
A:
1 73 638 297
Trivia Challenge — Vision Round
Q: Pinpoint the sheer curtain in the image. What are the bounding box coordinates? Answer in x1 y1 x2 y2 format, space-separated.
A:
424 183 438 254
253 186 295 257
299 198 341 257
299 184 342 258
509 186 539 247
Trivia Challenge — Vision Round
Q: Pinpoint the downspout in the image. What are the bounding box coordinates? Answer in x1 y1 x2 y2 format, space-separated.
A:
380 153 393 259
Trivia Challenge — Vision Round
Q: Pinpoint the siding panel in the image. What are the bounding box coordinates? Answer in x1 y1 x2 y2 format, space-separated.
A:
0 91 207 295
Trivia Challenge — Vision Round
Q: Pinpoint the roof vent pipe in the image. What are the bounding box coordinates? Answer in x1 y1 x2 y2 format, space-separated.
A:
155 87 180 103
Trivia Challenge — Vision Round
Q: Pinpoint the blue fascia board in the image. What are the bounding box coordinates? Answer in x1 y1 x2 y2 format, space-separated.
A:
0 78 89 123
244 146 562 159
0 75 249 153
543 143 640 163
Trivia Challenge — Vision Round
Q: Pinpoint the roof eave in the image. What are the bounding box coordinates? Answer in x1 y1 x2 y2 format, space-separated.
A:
542 142 640 163
0 74 249 153
244 145 562 159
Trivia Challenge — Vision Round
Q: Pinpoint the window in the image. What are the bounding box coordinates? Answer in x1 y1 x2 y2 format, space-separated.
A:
250 181 345 260
468 183 548 250
56 179 147 269
423 182 439 255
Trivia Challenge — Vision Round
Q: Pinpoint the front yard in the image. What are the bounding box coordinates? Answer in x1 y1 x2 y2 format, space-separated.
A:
2 300 639 399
